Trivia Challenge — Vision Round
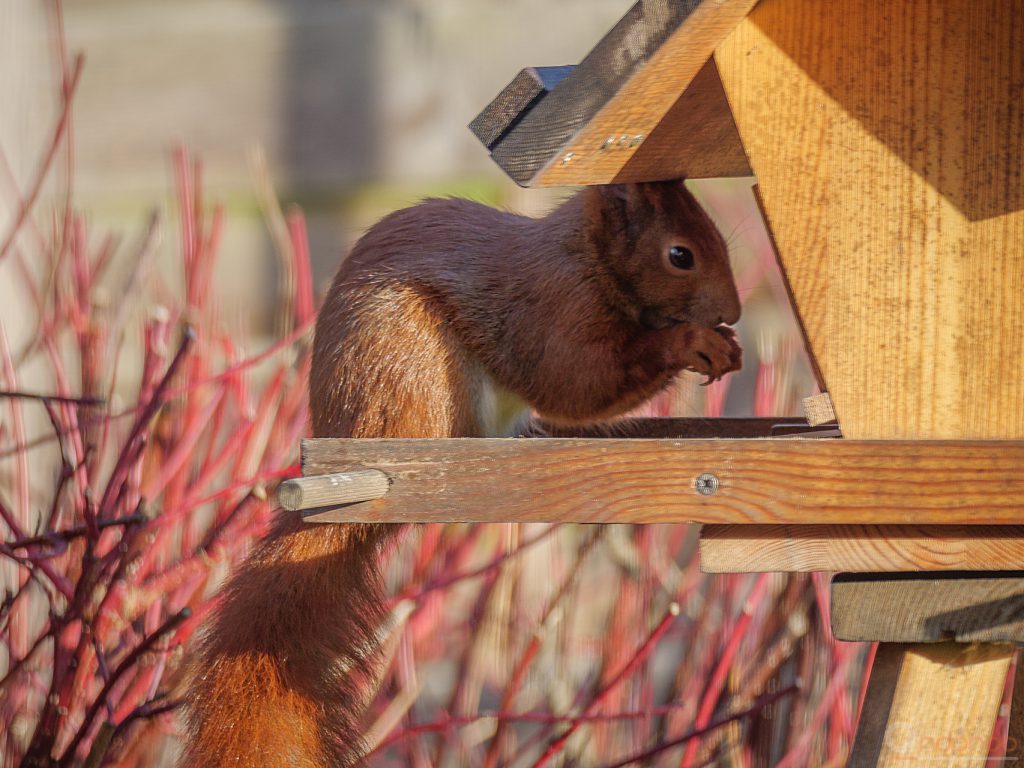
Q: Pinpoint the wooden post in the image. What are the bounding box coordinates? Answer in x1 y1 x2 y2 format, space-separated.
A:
849 643 1014 768
714 0 1024 760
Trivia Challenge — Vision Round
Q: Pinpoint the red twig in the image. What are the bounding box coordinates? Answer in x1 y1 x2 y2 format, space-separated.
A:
7 512 146 553
680 572 773 767
56 609 190 766
0 389 104 405
0 54 83 263
599 685 799 768
531 603 681 768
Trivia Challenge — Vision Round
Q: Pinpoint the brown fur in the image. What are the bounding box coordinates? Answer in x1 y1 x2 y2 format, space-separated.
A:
183 181 741 767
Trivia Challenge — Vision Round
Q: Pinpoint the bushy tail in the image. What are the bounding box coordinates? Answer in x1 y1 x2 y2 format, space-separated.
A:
183 515 398 767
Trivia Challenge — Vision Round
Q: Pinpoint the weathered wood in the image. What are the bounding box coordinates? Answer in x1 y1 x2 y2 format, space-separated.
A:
802 393 836 428
849 643 1014 768
299 438 1024 524
278 470 389 512
831 573 1024 643
716 0 1024 440
482 0 756 186
700 525 1024 573
468 66 574 150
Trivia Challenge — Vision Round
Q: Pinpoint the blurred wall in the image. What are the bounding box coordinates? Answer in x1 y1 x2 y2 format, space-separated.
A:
54 0 633 329
1 0 49 353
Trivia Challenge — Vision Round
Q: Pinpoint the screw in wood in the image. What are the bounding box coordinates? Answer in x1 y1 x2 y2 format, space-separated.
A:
694 473 719 496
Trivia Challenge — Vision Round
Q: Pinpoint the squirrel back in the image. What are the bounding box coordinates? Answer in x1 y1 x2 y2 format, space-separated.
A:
183 181 741 766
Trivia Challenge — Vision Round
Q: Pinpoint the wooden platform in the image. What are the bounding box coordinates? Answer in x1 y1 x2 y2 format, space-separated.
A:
299 437 1024 525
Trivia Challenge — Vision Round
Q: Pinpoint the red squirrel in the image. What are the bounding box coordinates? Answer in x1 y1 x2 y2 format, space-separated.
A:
183 181 741 767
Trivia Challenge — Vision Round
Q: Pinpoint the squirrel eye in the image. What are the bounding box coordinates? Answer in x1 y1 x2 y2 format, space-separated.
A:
667 245 695 271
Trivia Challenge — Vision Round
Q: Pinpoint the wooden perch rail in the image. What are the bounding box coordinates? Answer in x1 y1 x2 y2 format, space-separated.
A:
296 438 1024 525
474 0 755 185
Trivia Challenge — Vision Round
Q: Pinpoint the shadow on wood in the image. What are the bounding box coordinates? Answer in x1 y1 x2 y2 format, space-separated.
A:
748 0 1024 221
832 572 1024 643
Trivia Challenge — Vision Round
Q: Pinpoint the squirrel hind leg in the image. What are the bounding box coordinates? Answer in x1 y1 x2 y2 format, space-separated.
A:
183 518 392 768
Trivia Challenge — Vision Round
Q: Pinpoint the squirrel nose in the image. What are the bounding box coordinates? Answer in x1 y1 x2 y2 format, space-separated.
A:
720 288 742 326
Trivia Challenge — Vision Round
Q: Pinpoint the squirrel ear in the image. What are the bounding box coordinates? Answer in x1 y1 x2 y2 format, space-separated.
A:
582 184 631 235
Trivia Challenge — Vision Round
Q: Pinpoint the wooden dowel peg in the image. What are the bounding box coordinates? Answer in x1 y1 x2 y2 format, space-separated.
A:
278 470 390 511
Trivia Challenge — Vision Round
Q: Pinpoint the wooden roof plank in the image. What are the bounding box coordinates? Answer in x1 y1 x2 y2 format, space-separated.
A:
477 0 758 186
469 65 574 150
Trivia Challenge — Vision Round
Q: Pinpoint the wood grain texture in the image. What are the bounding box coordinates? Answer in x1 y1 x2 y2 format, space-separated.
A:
802 393 835 427
277 469 389 512
699 525 1024 573
716 0 1024 439
588 58 749 184
849 643 1014 768
299 438 1024 524
484 0 756 186
832 573 1024 642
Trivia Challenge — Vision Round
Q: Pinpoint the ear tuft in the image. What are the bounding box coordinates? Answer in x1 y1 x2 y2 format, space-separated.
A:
581 184 630 236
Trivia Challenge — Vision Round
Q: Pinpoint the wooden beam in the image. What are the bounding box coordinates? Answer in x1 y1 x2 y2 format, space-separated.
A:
700 525 1024 573
605 59 750 184
479 0 756 186
531 416 835 439
849 643 1013 768
715 0 1024 440
299 438 1024 524
832 573 1024 643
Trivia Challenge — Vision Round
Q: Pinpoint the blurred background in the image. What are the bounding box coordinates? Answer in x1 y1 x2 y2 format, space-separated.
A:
0 2 847 767
2 0 814 409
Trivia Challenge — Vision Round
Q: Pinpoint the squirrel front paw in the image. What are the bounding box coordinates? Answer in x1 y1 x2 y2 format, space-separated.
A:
671 324 742 384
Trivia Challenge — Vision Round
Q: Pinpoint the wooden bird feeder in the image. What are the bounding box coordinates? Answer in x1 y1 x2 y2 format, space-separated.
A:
282 1 1024 762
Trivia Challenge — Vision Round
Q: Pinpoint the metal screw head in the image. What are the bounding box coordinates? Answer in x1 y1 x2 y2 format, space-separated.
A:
694 473 719 496
560 152 575 165
602 136 616 149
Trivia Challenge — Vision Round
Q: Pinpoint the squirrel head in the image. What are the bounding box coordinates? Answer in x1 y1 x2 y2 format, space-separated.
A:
581 181 741 330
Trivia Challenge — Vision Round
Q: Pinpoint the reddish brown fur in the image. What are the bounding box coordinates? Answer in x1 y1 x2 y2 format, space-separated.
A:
183 181 741 767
